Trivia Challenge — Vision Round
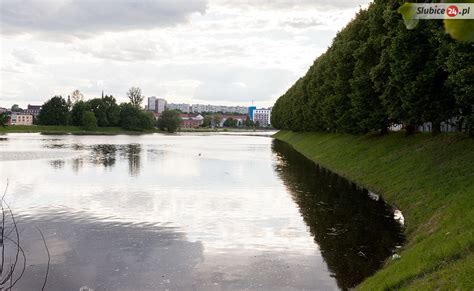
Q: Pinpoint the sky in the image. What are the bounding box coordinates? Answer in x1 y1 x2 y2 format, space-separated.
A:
0 0 371 108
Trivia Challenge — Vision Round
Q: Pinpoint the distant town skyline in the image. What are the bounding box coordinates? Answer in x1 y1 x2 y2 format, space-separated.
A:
0 95 264 111
1 0 371 108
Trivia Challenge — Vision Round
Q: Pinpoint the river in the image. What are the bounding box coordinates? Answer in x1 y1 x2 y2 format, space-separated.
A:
0 132 404 290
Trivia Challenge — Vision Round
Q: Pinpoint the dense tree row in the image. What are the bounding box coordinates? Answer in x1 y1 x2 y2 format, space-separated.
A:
38 91 155 131
272 0 473 135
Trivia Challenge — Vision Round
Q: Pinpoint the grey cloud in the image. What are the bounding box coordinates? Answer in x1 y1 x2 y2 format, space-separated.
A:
11 48 39 64
214 0 369 9
1 64 22 73
77 39 163 62
283 18 324 29
0 0 208 37
192 66 295 102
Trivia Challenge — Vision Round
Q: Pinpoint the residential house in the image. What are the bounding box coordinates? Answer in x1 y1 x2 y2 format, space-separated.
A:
180 114 204 128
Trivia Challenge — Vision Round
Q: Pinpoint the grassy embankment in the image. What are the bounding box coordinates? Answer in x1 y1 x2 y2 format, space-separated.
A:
0 125 158 135
273 130 474 290
0 125 275 134
179 127 274 132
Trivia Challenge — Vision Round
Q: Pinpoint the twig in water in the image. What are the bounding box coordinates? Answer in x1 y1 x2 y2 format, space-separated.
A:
36 227 50 291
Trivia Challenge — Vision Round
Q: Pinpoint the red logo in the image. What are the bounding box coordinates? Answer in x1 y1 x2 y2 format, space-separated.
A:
446 5 459 17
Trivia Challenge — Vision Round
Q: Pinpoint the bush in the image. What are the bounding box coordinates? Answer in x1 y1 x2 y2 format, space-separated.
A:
82 111 97 131
157 110 181 133
119 103 154 131
38 96 69 125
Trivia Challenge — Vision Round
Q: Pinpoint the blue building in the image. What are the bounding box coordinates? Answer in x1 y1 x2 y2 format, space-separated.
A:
248 106 256 120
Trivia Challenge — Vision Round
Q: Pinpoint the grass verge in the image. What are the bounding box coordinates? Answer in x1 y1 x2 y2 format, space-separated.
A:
0 125 275 134
273 130 474 290
0 125 159 135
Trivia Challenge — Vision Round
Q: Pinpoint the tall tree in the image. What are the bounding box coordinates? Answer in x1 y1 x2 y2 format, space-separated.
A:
0 112 8 127
70 100 90 126
271 0 471 136
102 95 121 127
38 96 69 125
350 2 389 134
88 98 109 127
127 87 143 108
82 111 97 130
157 110 181 133
11 104 22 112
120 103 154 131
223 117 238 128
71 90 84 104
445 40 474 135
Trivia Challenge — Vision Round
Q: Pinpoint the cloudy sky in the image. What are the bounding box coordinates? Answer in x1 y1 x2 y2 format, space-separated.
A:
0 0 370 108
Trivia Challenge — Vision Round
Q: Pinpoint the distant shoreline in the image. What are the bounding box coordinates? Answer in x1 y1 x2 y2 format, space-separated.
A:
0 125 274 135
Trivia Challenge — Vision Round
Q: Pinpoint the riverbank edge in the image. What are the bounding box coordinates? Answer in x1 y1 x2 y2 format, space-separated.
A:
0 125 157 135
273 130 474 290
0 125 274 135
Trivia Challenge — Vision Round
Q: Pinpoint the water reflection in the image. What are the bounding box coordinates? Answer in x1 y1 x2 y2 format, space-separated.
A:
120 144 141 176
49 159 65 169
12 209 204 290
0 133 405 290
72 158 83 173
90 144 117 168
272 140 405 290
46 143 140 176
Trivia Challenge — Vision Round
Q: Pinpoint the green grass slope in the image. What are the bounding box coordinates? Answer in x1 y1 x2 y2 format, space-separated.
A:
0 125 157 135
273 130 474 290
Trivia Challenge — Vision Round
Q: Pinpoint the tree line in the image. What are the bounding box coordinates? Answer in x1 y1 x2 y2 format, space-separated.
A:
38 87 155 131
271 0 473 135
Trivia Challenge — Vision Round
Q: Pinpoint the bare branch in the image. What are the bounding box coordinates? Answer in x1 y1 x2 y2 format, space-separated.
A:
36 227 50 291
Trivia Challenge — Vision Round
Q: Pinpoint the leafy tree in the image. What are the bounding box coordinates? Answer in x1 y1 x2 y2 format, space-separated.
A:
213 114 223 127
85 95 121 127
138 111 155 130
202 115 212 127
349 4 389 134
11 104 22 112
244 117 255 128
38 96 69 125
120 103 154 131
127 87 143 108
445 40 474 135
157 110 181 133
88 98 108 127
223 117 238 128
82 111 97 130
103 95 121 126
71 101 90 126
0 112 8 127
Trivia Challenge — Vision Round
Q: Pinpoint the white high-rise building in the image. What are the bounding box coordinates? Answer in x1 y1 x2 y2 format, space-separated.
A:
147 97 156 111
156 98 167 113
147 97 167 113
167 103 190 113
189 104 248 114
253 108 272 126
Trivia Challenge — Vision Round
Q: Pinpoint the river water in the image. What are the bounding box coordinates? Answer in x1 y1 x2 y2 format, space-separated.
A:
0 132 404 290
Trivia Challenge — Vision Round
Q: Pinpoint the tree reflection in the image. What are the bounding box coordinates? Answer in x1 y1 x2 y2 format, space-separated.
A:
72 158 83 173
49 159 65 169
120 144 141 177
272 140 405 290
90 144 117 168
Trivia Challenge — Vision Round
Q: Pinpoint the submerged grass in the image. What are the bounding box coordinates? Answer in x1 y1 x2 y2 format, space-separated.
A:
273 130 474 290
